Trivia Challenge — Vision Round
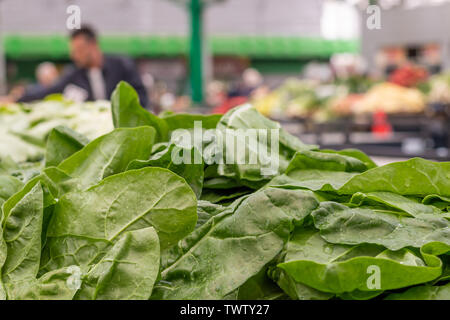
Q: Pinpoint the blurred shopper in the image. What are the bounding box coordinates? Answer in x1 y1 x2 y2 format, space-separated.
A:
0 62 59 103
36 62 59 87
13 26 149 107
228 68 263 98
19 62 60 99
215 68 263 114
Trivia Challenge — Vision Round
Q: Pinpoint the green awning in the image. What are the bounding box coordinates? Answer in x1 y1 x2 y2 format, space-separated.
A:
4 34 359 59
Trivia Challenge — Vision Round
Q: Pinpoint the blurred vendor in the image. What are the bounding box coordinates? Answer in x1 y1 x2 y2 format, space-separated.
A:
228 68 263 98
36 62 59 87
16 25 149 107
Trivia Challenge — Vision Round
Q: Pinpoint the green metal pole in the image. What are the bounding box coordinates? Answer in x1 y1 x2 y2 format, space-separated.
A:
189 0 204 105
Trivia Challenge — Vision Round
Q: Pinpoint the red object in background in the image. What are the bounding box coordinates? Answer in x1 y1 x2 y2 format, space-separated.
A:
388 64 428 87
212 96 248 114
372 110 392 139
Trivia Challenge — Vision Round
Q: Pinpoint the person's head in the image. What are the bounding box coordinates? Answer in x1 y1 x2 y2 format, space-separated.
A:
242 68 263 88
36 62 59 87
70 25 102 68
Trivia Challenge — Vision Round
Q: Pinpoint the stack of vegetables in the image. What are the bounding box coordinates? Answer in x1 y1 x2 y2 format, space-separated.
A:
253 73 431 119
0 82 449 300
0 96 113 163
351 82 426 114
426 72 450 105
253 79 322 119
388 64 429 88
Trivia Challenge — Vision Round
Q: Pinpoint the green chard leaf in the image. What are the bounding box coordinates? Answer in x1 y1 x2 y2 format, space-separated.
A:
278 227 443 294
128 143 204 199
75 227 160 300
348 191 444 217
5 266 81 300
2 183 44 285
57 126 155 191
312 202 450 251
111 81 169 142
320 148 377 169
151 187 319 300
200 188 251 204
0 175 23 208
0 183 74 300
45 126 89 167
40 167 197 273
286 150 369 174
338 158 450 197
237 267 287 300
423 194 450 211
161 113 222 132
269 266 334 300
274 157 450 198
214 105 317 186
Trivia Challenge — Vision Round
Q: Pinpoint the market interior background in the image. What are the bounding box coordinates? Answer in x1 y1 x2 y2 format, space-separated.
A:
1 0 449 165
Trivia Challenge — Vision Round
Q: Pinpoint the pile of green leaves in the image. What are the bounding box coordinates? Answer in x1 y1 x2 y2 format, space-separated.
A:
0 81 449 300
0 97 113 163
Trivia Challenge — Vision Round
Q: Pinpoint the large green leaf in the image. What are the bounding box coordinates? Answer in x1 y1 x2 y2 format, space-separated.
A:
348 191 444 217
2 183 44 285
0 183 73 300
200 188 251 204
218 105 316 154
41 167 197 273
338 158 450 197
151 187 318 299
312 202 450 250
278 227 442 294
45 126 89 167
268 170 358 192
320 148 377 169
57 126 155 191
0 175 23 208
214 105 316 186
274 158 450 198
5 267 81 300
75 227 160 300
286 150 368 174
161 113 222 132
236 267 287 300
268 266 333 300
111 81 169 142
128 143 204 199
423 194 450 211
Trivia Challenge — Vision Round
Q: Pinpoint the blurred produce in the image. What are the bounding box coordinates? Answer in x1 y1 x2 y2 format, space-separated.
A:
328 93 364 116
427 72 450 104
333 75 376 94
0 96 113 162
352 82 426 114
389 64 428 88
253 78 321 118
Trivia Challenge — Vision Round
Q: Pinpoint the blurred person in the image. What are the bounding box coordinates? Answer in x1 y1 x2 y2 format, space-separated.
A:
205 80 226 108
11 25 149 107
228 68 263 98
16 62 60 100
36 62 59 87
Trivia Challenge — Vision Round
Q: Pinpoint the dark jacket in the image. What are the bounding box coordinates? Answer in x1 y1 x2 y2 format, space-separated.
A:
18 55 149 107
